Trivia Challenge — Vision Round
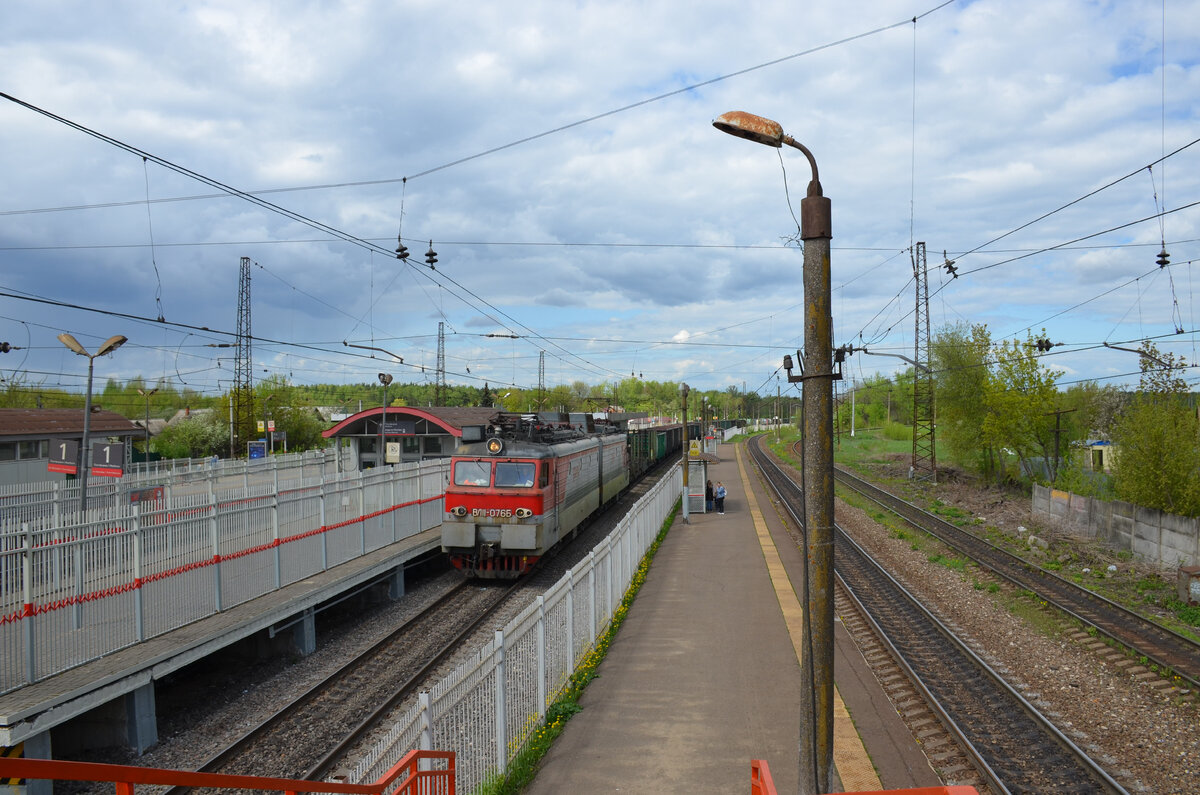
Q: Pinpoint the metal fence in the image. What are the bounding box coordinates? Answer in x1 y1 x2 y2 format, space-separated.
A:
0 447 356 526
348 463 682 793
0 456 445 694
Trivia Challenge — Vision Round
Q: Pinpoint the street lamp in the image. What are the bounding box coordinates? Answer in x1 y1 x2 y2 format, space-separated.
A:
715 110 834 794
58 333 127 513
137 386 158 474
378 373 393 468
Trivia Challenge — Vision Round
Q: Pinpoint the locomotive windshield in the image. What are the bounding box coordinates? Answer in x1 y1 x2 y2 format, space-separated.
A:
453 460 492 487
495 462 536 488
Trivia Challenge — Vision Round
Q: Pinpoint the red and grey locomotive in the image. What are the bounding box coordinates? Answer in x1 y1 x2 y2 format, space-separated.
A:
442 412 631 578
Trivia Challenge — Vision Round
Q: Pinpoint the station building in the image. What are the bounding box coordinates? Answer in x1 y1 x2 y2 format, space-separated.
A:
0 408 142 487
321 406 499 468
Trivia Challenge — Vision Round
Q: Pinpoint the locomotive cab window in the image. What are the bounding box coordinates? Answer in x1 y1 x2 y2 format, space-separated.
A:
453 460 492 487
539 462 550 488
495 462 536 488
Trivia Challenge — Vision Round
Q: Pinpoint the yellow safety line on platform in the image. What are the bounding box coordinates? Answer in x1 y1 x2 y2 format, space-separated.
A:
734 443 883 792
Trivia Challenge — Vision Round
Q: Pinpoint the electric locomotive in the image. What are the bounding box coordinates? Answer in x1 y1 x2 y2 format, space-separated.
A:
442 412 629 578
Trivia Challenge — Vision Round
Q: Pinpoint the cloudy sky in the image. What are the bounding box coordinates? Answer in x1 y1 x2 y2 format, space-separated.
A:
2 0 1199 405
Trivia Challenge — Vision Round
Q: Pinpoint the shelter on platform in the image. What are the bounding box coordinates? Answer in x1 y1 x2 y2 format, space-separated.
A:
0 408 142 487
322 406 498 469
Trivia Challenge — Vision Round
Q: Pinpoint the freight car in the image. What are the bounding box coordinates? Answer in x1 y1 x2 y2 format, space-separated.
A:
441 412 686 578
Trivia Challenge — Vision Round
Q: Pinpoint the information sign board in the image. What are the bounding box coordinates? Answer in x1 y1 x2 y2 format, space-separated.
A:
247 440 267 459
91 442 125 478
49 439 79 475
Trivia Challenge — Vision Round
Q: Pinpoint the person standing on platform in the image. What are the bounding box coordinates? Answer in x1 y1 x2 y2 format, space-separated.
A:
706 480 714 512
715 482 726 514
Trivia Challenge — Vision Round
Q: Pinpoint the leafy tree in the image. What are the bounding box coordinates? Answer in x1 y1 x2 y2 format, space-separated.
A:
154 411 229 459
981 331 1064 482
1110 343 1200 516
933 323 998 478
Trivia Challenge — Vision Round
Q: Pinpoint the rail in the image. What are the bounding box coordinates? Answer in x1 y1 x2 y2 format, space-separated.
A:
0 752 453 795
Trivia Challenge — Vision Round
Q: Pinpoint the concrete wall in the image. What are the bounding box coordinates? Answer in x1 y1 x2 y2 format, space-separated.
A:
1032 484 1199 570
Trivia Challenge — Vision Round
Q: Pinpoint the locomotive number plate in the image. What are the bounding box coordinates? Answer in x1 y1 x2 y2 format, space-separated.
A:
472 508 512 518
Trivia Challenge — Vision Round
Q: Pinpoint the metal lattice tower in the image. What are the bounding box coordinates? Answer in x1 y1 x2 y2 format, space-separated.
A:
435 321 446 406
233 256 255 455
911 242 937 482
537 351 545 409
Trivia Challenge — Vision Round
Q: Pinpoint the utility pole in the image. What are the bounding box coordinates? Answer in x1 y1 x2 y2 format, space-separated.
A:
912 242 936 483
1045 407 1077 483
233 256 254 457
537 351 546 410
435 321 447 406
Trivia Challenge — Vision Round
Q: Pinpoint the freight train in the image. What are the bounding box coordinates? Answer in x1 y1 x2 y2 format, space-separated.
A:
441 412 688 578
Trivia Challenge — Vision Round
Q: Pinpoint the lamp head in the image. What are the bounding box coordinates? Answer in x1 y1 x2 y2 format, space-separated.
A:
712 111 784 148
97 335 127 356
378 373 393 386
57 333 88 357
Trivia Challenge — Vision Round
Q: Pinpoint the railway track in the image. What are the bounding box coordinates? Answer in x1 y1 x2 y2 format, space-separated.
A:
833 464 1200 691
166 579 517 794
165 451 682 794
748 436 1126 794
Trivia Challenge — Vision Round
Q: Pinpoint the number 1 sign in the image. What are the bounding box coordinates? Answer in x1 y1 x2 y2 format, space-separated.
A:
49 439 80 475
91 442 125 478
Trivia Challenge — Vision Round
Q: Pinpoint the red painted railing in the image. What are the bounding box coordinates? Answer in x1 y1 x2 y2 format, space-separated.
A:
0 750 454 795
751 759 777 794
749 761 979 795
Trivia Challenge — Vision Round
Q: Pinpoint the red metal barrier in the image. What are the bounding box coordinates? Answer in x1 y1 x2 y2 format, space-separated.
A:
751 759 778 794
749 762 979 795
0 750 454 795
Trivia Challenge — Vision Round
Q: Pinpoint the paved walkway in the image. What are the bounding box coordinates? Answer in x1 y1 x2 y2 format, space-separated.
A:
526 439 939 793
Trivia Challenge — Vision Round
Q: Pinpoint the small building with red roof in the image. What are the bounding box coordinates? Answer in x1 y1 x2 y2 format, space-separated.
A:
322 405 498 469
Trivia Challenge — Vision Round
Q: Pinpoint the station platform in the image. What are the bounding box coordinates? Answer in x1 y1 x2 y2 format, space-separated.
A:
0 528 441 762
525 440 942 793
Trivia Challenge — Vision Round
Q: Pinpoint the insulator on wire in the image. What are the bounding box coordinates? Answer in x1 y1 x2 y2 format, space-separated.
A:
1157 248 1170 268
395 236 409 260
425 241 438 270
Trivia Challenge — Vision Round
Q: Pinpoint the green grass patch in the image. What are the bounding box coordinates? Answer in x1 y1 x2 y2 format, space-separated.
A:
928 553 967 572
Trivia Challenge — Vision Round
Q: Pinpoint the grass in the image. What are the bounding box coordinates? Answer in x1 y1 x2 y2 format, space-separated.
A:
474 501 679 795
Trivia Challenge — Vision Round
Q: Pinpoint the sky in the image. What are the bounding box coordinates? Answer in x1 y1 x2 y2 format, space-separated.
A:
2 0 1199 407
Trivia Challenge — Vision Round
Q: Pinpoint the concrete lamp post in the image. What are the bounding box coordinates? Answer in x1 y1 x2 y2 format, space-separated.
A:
58 333 127 514
713 110 834 794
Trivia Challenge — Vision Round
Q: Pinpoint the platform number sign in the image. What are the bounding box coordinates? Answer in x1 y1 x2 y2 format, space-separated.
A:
48 439 80 475
91 442 125 478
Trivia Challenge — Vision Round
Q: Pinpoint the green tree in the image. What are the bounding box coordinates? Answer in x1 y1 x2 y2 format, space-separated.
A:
154 411 229 459
982 331 1064 482
933 323 998 478
1110 343 1200 516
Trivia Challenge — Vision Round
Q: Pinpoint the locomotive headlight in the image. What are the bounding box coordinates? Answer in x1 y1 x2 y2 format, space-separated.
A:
451 505 468 517
515 507 532 519
486 437 504 455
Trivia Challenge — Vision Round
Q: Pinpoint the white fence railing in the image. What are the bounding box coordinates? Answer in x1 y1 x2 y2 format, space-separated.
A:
0 447 357 526
348 463 682 794
0 457 445 694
